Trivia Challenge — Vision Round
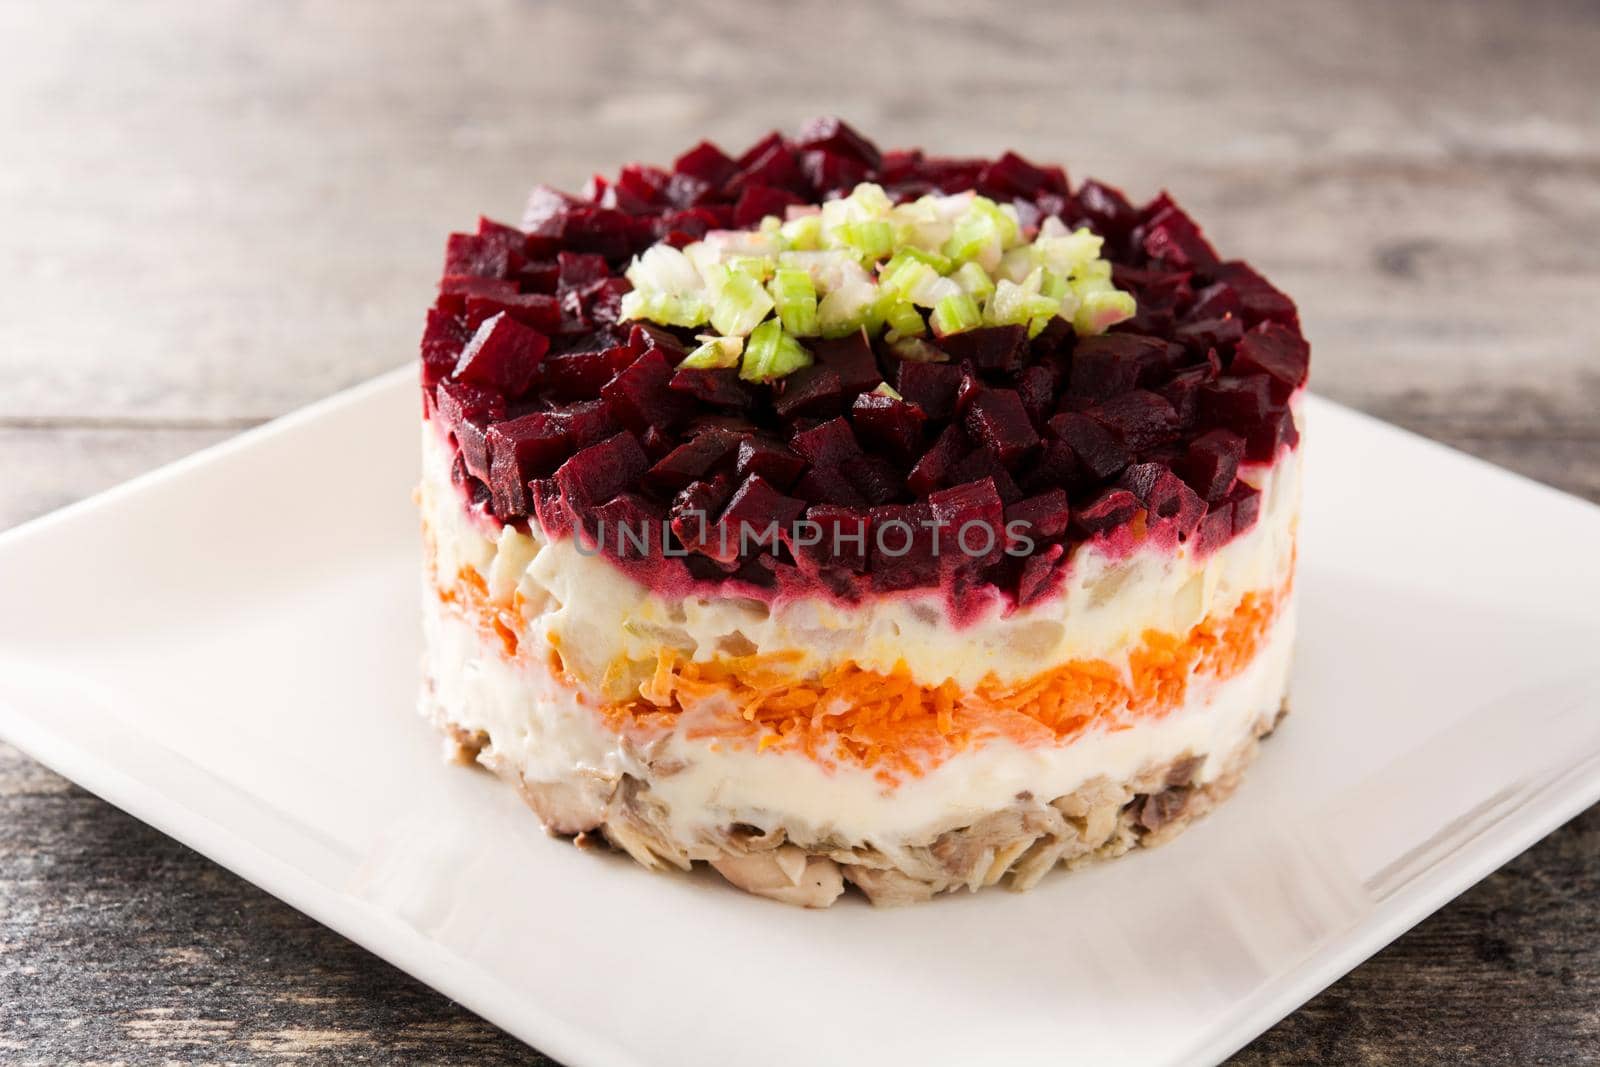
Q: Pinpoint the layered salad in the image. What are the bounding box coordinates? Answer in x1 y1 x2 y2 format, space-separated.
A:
417 119 1307 906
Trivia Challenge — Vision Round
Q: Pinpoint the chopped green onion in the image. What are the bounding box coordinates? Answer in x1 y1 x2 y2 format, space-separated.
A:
768 268 819 337
710 267 775 336
740 318 814 381
679 335 743 369
930 292 982 336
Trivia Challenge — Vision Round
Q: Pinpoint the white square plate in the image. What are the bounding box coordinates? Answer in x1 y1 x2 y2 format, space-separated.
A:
3 370 1598 1066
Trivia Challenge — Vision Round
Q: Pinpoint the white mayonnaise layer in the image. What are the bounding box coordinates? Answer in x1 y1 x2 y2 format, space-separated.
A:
421 588 1295 847
419 407 1301 695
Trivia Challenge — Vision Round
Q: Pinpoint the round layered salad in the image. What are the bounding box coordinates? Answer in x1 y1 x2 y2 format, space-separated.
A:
417 119 1307 907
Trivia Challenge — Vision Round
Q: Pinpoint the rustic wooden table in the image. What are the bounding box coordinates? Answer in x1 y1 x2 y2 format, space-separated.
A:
2 1 1597 1062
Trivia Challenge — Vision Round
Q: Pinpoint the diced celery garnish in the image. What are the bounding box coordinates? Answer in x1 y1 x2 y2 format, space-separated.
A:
1074 290 1137 335
780 213 824 251
930 292 982 336
871 382 904 400
740 318 814 381
882 300 926 340
952 261 995 302
835 220 895 261
887 337 949 363
619 289 709 328
679 335 744 369
769 268 820 337
710 267 775 336
817 279 879 338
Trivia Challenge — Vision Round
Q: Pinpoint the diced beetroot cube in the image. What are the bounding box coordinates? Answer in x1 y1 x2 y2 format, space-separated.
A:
1141 468 1206 540
1021 438 1082 495
1159 362 1219 426
521 185 583 240
907 423 968 495
1067 334 1164 399
1178 429 1244 501
1194 501 1236 555
588 493 669 563
437 276 520 317
453 313 549 397
1231 322 1310 401
487 412 571 517
712 475 807 562
1117 462 1166 502
844 454 906 506
868 503 941 592
1198 376 1273 429
919 155 987 194
644 429 740 494
930 478 1006 568
794 117 883 169
895 361 964 420
529 477 572 540
539 345 634 401
1016 543 1068 607
725 139 806 197
669 367 753 410
813 330 882 394
1071 487 1141 538
421 308 472 387
1048 411 1132 482
1006 489 1071 544
792 465 869 509
800 150 869 197
964 388 1040 465
673 140 737 186
796 505 870 573
601 349 695 431
1244 403 1301 461
554 431 648 513
1087 390 1181 451
444 232 515 280
947 446 1023 504
851 392 927 463
464 291 562 333
1074 180 1138 241
736 437 806 489
669 475 735 554
1210 261 1299 327
1017 363 1060 429
977 150 1066 199
1228 483 1263 535
773 364 844 420
518 259 560 294
733 185 804 228
792 417 862 466
1140 198 1220 271
936 325 1028 373
627 322 689 363
1175 315 1244 355
576 277 631 326
640 425 674 460
435 380 507 480
1189 281 1244 321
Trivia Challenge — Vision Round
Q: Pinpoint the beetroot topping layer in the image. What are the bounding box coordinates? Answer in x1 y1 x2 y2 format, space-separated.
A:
420 119 1308 611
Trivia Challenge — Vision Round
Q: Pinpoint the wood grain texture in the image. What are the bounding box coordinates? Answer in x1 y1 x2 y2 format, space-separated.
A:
1 0 1597 1063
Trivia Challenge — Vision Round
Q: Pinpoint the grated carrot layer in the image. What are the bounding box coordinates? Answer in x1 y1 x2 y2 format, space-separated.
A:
427 523 1291 782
